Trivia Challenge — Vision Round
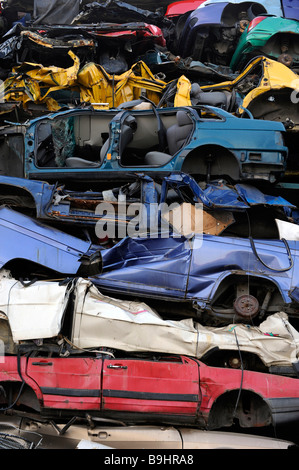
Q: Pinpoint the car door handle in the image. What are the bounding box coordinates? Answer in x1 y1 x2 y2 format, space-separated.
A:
31 362 53 366
107 365 128 370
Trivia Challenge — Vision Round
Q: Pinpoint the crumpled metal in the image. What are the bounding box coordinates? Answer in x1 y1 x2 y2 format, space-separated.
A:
0 51 169 112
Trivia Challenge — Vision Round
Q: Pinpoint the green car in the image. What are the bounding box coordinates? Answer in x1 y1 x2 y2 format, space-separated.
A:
230 15 299 71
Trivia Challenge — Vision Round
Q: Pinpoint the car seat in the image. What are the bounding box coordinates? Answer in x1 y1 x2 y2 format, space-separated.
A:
65 114 137 168
144 110 193 166
190 83 234 111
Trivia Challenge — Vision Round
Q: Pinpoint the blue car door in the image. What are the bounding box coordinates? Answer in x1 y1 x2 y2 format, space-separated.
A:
94 235 193 299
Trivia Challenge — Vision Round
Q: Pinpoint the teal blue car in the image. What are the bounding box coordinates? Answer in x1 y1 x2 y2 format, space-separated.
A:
0 105 288 186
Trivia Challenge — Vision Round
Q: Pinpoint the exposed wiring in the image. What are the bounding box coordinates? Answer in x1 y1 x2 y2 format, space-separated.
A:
232 328 244 420
62 336 115 357
0 280 26 411
0 351 26 412
250 236 293 272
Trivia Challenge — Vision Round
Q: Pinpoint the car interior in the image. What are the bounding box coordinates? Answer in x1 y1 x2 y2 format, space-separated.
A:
35 108 196 169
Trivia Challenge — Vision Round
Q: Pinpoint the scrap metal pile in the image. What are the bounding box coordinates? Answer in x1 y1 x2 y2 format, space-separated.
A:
0 0 299 446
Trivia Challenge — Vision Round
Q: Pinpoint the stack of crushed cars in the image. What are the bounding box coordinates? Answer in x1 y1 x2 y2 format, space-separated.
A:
0 0 299 448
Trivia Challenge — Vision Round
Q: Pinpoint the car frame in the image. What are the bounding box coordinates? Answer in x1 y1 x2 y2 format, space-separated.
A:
230 15 299 71
92 225 299 325
0 173 158 245
175 1 268 64
0 171 294 236
0 105 288 186
0 205 102 277
1 350 299 431
193 56 299 177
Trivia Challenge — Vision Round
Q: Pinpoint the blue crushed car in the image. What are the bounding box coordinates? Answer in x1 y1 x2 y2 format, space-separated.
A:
91 228 299 326
176 1 299 65
0 205 102 277
175 0 268 64
0 105 288 185
71 172 298 325
0 174 161 244
0 172 295 241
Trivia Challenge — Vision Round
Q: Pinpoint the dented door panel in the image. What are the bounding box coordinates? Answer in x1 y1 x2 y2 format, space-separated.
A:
102 356 200 417
26 357 103 411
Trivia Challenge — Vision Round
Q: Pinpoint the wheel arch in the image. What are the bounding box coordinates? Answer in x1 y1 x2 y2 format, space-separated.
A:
207 389 273 430
206 272 287 323
0 379 42 412
209 272 286 305
181 144 241 181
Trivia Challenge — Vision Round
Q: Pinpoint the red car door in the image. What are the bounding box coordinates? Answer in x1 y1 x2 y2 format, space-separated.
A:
26 356 103 411
102 355 201 420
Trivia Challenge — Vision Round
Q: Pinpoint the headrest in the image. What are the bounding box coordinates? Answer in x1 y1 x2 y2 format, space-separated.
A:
177 110 193 127
124 114 137 132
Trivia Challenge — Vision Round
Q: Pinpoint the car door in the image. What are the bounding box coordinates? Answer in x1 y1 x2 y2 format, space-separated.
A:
97 235 193 300
26 356 103 411
102 355 201 420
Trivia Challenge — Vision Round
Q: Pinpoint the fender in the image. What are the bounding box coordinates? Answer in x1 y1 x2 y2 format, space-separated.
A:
207 270 291 305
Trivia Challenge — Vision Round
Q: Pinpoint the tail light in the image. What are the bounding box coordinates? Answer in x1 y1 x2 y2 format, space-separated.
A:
247 16 267 32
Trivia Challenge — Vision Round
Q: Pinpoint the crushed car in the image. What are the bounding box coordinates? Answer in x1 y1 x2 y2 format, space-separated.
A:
0 171 295 242
90 211 299 325
174 0 269 65
186 56 299 177
0 54 167 118
1 333 299 430
230 15 299 72
0 105 288 185
51 424 299 449
0 174 158 244
1 273 298 373
0 21 167 76
196 56 299 124
1 415 296 449
0 205 101 278
71 0 174 35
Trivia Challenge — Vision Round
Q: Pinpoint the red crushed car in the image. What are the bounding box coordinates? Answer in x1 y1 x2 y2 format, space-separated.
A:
1 352 299 430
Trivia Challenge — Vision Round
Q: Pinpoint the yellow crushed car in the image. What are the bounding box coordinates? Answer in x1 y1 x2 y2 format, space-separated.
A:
0 51 167 116
200 56 299 129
